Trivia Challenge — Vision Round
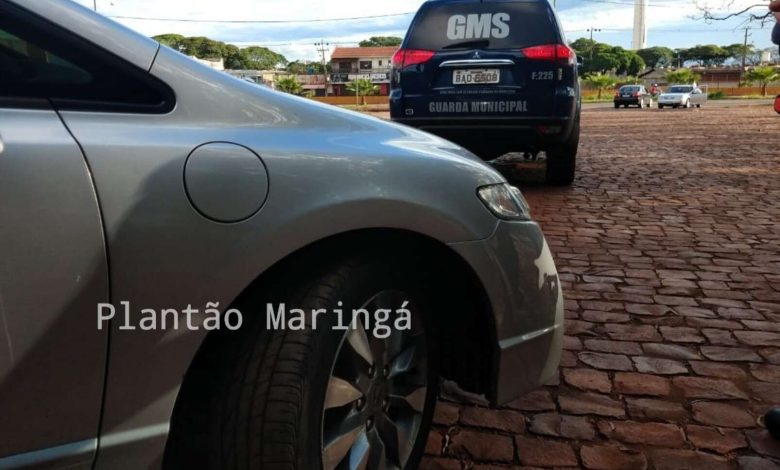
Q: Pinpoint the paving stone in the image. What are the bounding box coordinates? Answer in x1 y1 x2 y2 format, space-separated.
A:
648 449 733 470
597 420 686 447
449 430 514 462
758 348 780 365
736 456 780 470
747 381 780 403
613 372 671 396
515 436 578 468
420 456 462 470
633 356 688 375
580 445 648 470
660 326 706 344
505 389 556 412
583 339 642 355
563 368 612 393
749 364 780 383
745 429 780 459
691 402 756 428
626 398 688 422
702 329 739 346
433 402 460 426
529 413 596 441
578 352 633 371
459 407 526 433
689 361 747 380
425 429 445 456
700 346 763 363
735 331 780 347
603 324 662 342
559 392 626 418
673 376 748 400
643 343 701 360
686 425 748 454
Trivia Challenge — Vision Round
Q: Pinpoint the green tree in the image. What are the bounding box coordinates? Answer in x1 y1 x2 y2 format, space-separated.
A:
346 78 379 98
570 39 644 75
743 66 780 96
615 76 639 86
241 46 287 70
583 73 617 99
664 68 701 85
637 46 674 68
153 34 185 50
287 60 329 74
359 36 403 47
723 43 757 65
680 44 729 66
274 75 304 95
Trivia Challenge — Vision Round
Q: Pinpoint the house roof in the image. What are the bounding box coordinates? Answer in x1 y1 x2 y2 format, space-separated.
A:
331 46 398 60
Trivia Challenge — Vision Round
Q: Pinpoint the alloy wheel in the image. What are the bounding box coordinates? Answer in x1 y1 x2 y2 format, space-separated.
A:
321 290 428 470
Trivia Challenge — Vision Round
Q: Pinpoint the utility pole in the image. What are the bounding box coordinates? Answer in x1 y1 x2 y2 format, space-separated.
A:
587 28 601 61
314 40 330 96
741 27 751 70
92 0 97 10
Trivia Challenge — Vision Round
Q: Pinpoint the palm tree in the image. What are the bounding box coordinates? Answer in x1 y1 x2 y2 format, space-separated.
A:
743 66 780 97
664 68 700 85
274 75 304 95
583 73 617 99
346 78 379 105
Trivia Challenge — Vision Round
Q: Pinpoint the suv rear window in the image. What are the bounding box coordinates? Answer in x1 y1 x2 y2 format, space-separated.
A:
406 1 558 51
620 86 640 93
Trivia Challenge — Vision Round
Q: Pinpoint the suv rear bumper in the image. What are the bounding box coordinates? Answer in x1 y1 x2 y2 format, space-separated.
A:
392 116 576 153
449 220 563 405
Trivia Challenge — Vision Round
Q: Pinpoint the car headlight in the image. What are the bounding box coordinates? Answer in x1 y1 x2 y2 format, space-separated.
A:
477 183 531 220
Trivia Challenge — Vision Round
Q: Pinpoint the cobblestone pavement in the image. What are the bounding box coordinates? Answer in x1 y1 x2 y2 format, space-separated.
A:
422 103 780 469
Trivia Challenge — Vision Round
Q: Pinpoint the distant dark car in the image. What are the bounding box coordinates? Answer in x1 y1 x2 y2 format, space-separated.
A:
614 85 652 109
389 0 582 186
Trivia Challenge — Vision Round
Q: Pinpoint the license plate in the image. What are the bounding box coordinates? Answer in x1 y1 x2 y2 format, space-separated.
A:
622 94 631 98
453 69 500 85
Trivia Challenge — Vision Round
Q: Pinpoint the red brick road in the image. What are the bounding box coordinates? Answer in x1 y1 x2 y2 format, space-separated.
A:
422 103 780 469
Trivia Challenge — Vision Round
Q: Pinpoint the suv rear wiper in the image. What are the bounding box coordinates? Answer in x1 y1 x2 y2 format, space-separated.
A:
442 40 490 50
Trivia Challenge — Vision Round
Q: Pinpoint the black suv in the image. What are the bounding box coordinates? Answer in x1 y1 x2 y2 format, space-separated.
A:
390 0 581 185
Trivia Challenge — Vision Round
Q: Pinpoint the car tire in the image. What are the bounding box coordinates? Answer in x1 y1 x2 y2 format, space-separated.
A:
638 100 644 108
614 103 619 109
204 254 438 470
684 101 691 109
658 104 664 109
696 104 701 108
546 115 579 186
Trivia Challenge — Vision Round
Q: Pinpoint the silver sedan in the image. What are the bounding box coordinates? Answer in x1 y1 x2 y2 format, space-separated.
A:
0 1 563 469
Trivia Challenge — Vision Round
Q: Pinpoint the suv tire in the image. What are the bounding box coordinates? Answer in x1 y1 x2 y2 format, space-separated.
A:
545 115 580 186
207 254 438 470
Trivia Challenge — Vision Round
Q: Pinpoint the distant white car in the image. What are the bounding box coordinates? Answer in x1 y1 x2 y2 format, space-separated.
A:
658 85 707 109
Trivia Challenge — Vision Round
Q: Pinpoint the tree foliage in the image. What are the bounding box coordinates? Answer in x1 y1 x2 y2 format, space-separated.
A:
359 36 403 47
743 66 780 96
153 34 287 70
274 75 304 95
637 46 674 68
664 68 701 85
346 78 379 97
286 60 330 74
680 44 730 67
583 73 617 99
570 38 645 75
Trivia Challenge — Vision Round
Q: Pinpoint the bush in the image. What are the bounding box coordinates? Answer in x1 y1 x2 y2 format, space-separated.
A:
708 91 726 100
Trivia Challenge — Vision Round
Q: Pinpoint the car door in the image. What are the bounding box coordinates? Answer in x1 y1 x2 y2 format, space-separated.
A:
0 6 109 468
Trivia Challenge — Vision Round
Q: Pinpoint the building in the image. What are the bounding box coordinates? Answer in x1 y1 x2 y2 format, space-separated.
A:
329 46 397 96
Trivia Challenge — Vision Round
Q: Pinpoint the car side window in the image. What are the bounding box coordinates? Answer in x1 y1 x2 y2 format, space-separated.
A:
0 3 173 113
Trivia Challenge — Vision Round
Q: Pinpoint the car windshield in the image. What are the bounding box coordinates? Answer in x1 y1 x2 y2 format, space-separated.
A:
669 86 693 93
620 86 640 93
406 2 558 50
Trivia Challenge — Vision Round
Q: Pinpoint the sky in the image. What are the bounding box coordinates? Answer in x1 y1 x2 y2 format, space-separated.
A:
73 0 778 61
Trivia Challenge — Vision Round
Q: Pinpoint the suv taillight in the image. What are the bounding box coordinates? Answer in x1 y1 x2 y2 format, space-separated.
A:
521 44 575 65
392 49 435 69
